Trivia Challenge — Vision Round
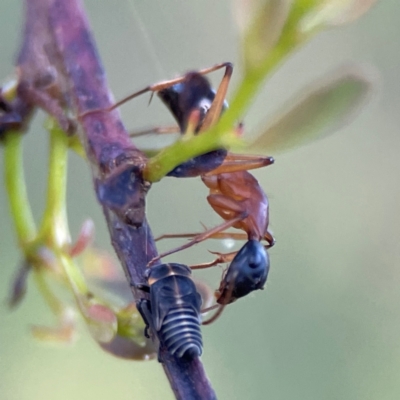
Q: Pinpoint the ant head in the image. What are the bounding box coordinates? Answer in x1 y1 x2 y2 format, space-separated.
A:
216 240 270 305
158 72 228 133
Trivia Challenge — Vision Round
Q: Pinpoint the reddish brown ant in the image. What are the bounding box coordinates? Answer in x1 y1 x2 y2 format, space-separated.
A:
81 63 272 177
82 63 275 323
188 170 274 325
82 63 276 323
150 138 275 324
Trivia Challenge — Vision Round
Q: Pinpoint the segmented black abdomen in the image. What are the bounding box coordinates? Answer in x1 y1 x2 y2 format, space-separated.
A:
160 306 203 359
141 263 203 360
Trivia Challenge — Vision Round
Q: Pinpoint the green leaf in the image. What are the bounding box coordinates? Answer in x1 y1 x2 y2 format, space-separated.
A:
236 0 292 71
247 66 375 153
300 0 378 33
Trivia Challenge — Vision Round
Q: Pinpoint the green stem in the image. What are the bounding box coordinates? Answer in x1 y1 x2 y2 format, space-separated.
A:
59 253 90 298
143 126 241 182
218 68 268 132
38 120 70 247
41 120 90 296
39 121 89 293
4 132 37 244
220 1 319 131
33 268 64 315
145 2 320 182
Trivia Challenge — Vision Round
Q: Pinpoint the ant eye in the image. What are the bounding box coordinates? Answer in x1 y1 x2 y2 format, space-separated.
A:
198 98 212 113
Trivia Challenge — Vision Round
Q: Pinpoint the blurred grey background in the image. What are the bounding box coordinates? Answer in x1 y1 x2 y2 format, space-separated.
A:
1 1 400 399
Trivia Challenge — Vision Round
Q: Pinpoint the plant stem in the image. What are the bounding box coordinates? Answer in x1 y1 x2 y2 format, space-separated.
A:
220 1 320 132
144 2 319 182
4 132 37 244
33 268 64 315
38 120 70 248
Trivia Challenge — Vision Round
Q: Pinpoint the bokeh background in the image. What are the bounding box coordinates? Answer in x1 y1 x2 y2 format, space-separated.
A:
1 1 400 399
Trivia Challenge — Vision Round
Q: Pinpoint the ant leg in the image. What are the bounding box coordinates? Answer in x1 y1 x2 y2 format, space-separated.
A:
201 246 243 325
201 268 237 325
80 77 191 118
201 304 219 313
155 230 245 269
202 304 226 325
148 214 247 266
155 231 246 268
156 232 204 242
204 153 274 176
200 62 233 131
190 250 238 270
80 62 233 118
155 231 248 242
195 62 233 78
264 231 275 248
129 125 180 138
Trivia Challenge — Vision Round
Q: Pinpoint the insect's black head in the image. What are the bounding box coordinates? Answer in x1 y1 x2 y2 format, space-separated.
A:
158 72 227 132
217 240 270 304
146 263 192 285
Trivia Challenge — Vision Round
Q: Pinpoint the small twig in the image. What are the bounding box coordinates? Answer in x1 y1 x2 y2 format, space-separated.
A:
12 0 216 398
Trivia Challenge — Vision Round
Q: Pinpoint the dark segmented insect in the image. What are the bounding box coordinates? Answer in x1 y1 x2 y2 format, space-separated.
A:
137 263 203 360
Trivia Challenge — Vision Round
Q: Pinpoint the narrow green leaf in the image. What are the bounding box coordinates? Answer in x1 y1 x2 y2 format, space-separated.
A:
300 0 378 33
247 66 375 153
235 0 292 71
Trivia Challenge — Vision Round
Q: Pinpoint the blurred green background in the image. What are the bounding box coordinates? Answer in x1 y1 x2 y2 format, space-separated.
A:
1 1 400 399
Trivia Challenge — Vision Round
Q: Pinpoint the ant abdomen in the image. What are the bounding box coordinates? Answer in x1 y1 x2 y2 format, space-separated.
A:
216 240 270 305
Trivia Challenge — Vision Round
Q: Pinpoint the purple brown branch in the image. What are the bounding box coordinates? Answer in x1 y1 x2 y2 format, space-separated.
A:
11 0 216 398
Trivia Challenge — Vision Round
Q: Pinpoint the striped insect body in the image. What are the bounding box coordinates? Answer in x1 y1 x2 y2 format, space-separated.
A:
137 263 203 360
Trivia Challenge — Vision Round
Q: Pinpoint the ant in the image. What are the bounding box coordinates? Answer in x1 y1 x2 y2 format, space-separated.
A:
81 63 272 177
83 63 275 323
154 169 274 325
